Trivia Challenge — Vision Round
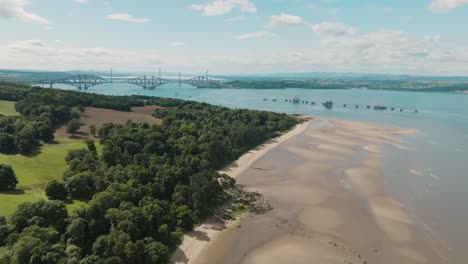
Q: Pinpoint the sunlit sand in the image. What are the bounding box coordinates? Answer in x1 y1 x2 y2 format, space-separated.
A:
172 117 440 264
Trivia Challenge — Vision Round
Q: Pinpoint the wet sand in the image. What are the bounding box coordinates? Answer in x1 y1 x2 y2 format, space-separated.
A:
172 117 440 264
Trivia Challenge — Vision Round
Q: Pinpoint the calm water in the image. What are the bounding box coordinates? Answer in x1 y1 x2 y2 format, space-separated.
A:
56 83 468 263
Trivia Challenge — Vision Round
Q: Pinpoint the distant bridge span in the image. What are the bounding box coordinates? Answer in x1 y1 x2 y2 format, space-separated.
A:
39 74 222 90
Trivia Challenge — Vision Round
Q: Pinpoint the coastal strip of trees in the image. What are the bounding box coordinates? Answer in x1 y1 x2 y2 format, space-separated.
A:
0 82 298 263
223 80 349 89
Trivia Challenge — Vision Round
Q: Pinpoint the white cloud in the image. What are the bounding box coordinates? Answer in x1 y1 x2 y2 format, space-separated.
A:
0 40 166 72
13 39 47 47
428 0 468 12
312 29 464 74
233 31 271 40
266 13 305 28
2 32 468 76
311 22 358 36
0 0 49 24
218 29 468 75
169 42 186 47
106 13 150 23
74 0 88 3
190 0 256 16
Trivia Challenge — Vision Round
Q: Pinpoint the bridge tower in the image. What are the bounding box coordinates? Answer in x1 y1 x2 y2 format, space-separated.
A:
159 68 162 85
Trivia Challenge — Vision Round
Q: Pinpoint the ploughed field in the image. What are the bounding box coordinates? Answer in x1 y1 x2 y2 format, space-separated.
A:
54 106 162 139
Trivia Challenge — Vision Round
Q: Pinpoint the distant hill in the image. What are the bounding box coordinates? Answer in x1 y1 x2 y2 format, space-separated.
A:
0 69 71 83
1 69 468 92
214 72 468 81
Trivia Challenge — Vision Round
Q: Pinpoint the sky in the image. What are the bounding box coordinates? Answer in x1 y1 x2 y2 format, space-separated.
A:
0 0 468 75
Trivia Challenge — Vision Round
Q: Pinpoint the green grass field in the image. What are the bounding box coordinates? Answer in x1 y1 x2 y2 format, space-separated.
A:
0 140 100 217
0 100 18 116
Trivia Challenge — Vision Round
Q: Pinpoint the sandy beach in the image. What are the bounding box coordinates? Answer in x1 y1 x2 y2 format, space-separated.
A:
172 117 440 264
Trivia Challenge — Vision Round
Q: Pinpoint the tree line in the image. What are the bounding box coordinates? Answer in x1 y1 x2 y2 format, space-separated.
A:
0 82 297 263
0 82 146 154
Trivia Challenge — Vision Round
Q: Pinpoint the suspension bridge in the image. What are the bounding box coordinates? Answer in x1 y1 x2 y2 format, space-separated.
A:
37 70 222 90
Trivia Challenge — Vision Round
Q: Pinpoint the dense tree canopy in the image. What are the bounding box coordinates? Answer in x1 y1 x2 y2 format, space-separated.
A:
0 164 18 191
45 180 69 201
0 82 298 263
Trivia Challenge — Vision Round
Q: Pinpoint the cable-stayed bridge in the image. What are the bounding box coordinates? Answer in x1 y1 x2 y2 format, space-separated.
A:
38 72 222 90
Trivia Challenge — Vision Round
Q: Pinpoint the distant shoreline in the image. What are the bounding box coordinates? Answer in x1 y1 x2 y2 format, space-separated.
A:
221 80 468 93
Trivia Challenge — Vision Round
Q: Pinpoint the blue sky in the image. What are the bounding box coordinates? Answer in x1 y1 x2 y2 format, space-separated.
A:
0 0 467 75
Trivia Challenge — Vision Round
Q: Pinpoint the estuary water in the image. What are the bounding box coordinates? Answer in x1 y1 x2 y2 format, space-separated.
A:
55 83 468 263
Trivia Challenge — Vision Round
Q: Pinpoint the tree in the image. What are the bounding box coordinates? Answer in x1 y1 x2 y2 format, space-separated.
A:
67 118 80 135
171 205 196 230
77 105 86 114
89 125 97 137
189 171 223 217
0 216 13 247
15 125 38 154
0 133 15 153
11 200 68 232
0 164 18 191
143 239 170 264
0 226 65 264
45 180 68 200
84 138 97 153
64 171 95 199
66 217 87 247
80 255 101 263
103 256 124 264
65 245 81 264
36 123 55 142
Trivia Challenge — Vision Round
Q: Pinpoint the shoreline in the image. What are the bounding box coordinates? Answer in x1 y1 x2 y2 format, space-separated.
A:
172 116 439 264
171 117 313 264
219 116 313 178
